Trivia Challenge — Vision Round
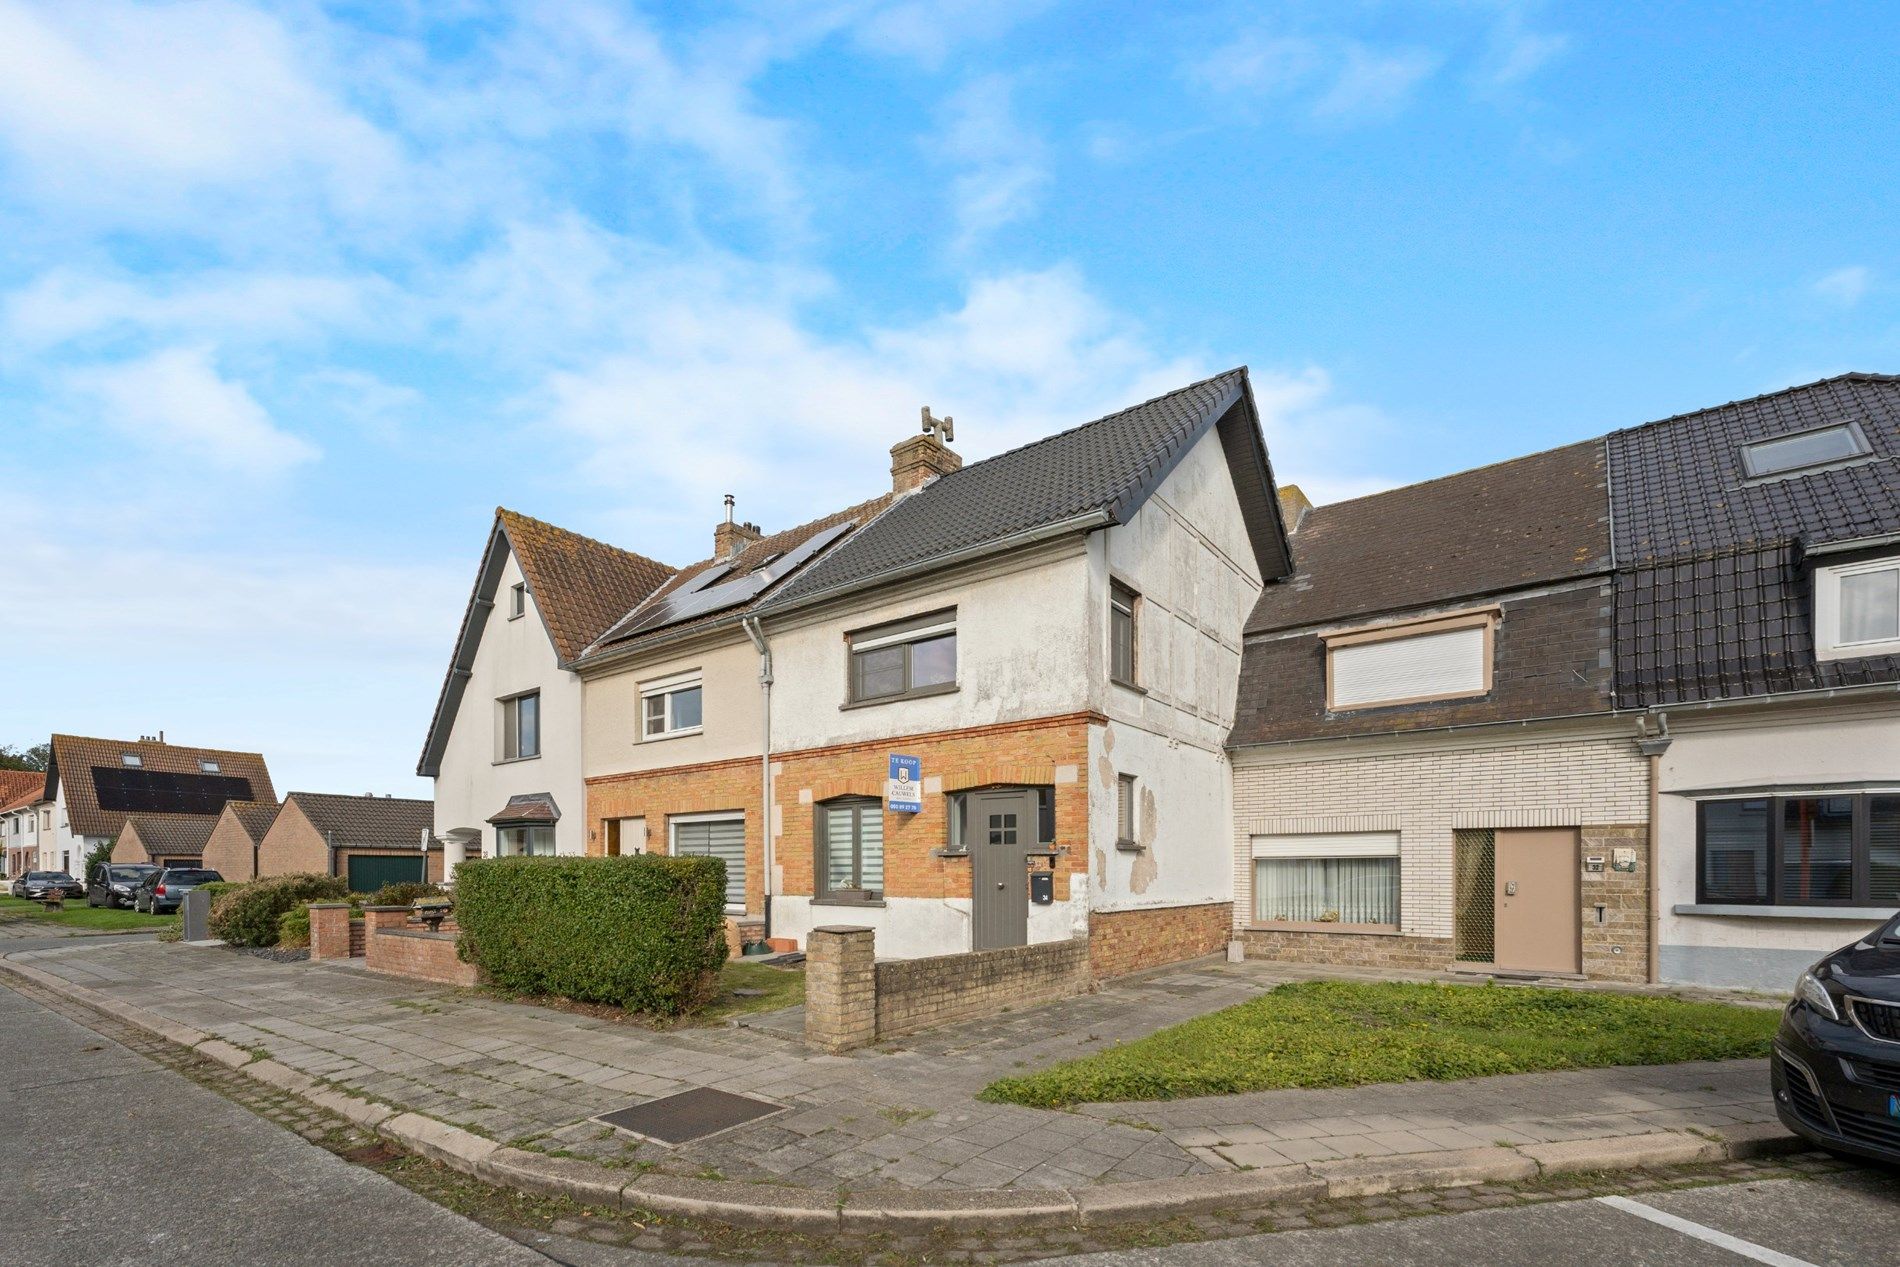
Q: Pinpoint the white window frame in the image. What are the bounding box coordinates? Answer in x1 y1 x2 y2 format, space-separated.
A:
1250 831 1402 930
498 690 541 761
1116 773 1138 847
1323 608 1496 711
1815 555 1900 661
640 671 704 741
509 582 527 619
669 810 746 913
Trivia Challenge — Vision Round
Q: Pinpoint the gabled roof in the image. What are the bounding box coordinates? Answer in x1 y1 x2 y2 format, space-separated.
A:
0 770 42 813
218 799 281 845
122 815 218 858
417 510 676 776
1610 372 1900 707
46 734 276 840
285 792 434 848
578 494 894 664
1247 439 1611 636
762 369 1293 613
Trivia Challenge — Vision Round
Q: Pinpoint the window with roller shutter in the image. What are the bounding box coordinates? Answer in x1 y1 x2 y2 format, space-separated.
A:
1324 609 1496 711
669 813 745 913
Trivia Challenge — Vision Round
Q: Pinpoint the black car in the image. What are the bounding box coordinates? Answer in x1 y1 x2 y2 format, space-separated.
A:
1772 912 1900 1164
11 871 84 900
133 867 222 914
88 862 158 909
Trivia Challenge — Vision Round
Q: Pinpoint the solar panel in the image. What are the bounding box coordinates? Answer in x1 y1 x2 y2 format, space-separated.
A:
599 520 854 645
91 767 256 816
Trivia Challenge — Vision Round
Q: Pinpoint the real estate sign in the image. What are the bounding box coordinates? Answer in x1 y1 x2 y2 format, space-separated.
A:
886 754 922 813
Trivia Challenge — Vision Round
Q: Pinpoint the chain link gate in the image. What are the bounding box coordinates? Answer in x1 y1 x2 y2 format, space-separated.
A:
1454 828 1496 963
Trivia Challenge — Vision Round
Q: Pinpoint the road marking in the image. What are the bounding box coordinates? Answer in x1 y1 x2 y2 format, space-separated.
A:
1596 1195 1820 1267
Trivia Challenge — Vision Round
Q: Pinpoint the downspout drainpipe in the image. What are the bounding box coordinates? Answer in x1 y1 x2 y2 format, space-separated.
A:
742 616 774 944
1636 714 1672 986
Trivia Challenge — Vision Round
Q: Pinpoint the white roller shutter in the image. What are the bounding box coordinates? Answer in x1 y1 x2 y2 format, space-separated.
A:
671 815 746 912
1252 832 1400 859
1330 625 1486 708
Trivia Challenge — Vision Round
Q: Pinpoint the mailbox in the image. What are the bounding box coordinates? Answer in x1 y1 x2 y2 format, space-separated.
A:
1028 870 1054 905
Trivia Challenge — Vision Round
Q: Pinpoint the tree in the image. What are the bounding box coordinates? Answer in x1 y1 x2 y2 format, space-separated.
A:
82 838 115 881
0 743 50 772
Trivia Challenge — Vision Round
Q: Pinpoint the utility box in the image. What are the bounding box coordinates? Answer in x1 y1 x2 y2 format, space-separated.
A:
182 888 212 942
1028 870 1054 906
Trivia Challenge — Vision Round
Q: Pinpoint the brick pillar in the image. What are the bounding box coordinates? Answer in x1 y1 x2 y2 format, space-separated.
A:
308 903 352 960
805 926 877 1054
363 905 409 935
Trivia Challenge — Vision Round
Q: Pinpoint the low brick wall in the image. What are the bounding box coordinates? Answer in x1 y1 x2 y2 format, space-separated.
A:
1088 902 1233 979
1240 928 1453 971
365 926 480 987
309 903 352 960
805 926 1092 1051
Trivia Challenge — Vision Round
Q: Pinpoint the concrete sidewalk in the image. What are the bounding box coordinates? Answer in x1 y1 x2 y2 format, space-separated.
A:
2 938 1786 1201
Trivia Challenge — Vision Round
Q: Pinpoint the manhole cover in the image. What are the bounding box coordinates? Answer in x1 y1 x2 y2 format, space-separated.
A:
594 1088 784 1144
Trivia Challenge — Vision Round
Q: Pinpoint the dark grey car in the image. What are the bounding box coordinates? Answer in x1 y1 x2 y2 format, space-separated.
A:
133 868 222 914
12 871 83 900
88 862 158 909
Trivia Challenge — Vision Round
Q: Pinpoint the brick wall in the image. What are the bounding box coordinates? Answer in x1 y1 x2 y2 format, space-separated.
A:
364 927 479 987
585 755 763 915
202 816 258 882
257 802 327 877
1581 823 1649 982
875 937 1092 1038
1241 928 1453 970
1088 901 1232 978
1232 583 1615 746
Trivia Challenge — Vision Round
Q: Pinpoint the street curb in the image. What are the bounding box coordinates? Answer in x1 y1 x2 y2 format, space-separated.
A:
0 954 1805 1232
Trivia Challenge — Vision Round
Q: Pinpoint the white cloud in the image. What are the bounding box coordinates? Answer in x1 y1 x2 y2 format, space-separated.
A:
1813 266 1871 307
841 0 1056 67
1188 31 1323 97
1312 45 1441 121
936 75 1049 250
66 346 319 475
1187 30 1439 125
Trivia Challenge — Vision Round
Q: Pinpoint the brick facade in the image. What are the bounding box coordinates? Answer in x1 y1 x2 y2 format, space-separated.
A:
585 754 764 915
1240 928 1453 970
1087 901 1232 978
365 927 480 987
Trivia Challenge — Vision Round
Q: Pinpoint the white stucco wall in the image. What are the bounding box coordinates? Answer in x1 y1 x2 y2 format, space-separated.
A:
768 892 1084 961
583 637 762 778
41 784 107 873
1656 700 1900 988
431 549 587 857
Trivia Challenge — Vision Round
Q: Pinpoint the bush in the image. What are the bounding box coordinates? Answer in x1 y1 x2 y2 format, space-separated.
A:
368 881 444 908
208 874 349 947
454 855 729 1015
277 905 311 949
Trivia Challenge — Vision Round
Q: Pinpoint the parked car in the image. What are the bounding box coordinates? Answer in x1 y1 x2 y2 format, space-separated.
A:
11 871 84 900
1772 912 1900 1164
132 867 223 914
88 862 158 909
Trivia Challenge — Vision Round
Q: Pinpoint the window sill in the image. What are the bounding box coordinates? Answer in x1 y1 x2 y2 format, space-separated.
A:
1114 839 1145 853
931 848 970 860
812 896 886 909
1673 903 1898 920
1248 922 1404 936
841 682 959 711
491 754 542 766
1111 678 1147 695
639 727 704 744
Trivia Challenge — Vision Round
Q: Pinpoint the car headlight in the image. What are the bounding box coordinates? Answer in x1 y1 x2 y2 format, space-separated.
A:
1795 970 1841 1022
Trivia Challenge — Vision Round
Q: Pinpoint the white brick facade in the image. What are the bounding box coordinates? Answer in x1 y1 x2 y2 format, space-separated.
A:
1231 723 1649 938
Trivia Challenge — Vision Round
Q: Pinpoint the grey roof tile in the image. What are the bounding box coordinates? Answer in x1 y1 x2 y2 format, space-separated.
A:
286 792 434 849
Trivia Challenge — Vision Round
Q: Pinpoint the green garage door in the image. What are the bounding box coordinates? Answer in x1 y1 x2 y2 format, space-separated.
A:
346 854 426 894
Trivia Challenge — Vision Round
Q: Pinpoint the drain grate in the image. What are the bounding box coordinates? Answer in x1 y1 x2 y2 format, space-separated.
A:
594 1088 785 1144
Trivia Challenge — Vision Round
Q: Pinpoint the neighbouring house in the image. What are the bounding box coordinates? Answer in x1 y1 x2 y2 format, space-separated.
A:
1613 374 1900 989
0 771 45 880
256 791 439 892
1227 440 1644 981
42 734 275 875
579 369 1291 975
419 510 673 870
200 800 282 882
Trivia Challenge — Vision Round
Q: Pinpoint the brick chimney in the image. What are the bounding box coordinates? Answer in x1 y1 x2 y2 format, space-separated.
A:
891 406 962 494
1277 484 1313 534
715 494 764 558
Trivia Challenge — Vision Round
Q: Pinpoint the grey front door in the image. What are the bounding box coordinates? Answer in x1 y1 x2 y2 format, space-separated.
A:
966 788 1034 950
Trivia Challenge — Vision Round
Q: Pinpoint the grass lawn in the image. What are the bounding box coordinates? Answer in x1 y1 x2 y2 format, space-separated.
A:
689 960 806 1027
0 894 175 933
981 980 1781 1109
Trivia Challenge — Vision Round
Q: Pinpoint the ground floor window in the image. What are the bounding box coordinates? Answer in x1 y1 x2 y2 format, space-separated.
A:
1251 832 1400 927
670 812 745 913
496 824 555 856
816 797 884 903
1698 794 1900 906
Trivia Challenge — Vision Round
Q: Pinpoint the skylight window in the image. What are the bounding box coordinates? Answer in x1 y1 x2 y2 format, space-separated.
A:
199 759 221 773
1739 423 1871 479
121 753 143 767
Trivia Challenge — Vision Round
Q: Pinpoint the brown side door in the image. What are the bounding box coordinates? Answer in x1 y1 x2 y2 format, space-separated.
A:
1493 828 1581 974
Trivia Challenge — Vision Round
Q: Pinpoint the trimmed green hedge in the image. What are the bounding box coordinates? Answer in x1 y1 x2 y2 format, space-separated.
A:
277 905 312 949
454 855 729 1015
208 874 349 947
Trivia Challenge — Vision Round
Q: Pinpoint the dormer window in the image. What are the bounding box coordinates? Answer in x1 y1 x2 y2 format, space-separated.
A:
1739 423 1870 480
121 754 143 767
509 582 526 619
1816 556 1900 661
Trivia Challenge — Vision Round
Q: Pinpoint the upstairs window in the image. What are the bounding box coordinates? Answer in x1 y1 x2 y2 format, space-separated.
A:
1110 581 1139 687
1739 423 1870 480
509 582 527 619
641 673 703 740
499 691 540 760
848 609 957 704
1325 610 1495 711
1817 557 1900 660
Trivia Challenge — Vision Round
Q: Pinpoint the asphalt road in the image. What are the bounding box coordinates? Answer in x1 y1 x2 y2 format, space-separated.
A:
0 978 545 1267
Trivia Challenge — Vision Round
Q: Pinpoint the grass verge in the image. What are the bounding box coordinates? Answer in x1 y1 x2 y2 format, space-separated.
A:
0 894 174 932
981 980 1781 1108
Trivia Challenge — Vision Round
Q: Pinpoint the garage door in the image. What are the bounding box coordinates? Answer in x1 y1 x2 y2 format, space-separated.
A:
345 854 426 894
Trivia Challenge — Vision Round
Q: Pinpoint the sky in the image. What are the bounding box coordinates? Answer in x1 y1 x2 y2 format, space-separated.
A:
2 1 1897 797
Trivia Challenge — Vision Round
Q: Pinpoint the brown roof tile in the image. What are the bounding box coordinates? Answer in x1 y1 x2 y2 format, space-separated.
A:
499 509 676 663
122 815 218 858
48 734 276 840
1246 439 1610 635
222 799 281 845
0 770 43 813
284 792 434 848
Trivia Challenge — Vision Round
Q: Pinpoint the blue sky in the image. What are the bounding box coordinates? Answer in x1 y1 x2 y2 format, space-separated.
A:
2 1 1896 796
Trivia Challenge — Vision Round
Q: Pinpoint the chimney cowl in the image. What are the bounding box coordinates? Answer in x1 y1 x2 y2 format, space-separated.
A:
891 409 961 494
